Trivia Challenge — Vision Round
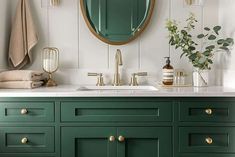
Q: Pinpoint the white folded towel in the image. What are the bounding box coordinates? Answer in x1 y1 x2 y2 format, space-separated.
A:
0 81 43 89
0 70 45 82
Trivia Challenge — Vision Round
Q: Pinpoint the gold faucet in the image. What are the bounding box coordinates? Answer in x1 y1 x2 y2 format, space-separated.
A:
113 49 123 86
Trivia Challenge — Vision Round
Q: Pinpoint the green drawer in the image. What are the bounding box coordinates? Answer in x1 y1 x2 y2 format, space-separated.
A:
179 101 235 122
0 102 54 122
179 127 235 153
61 100 172 122
0 127 54 153
179 154 235 157
0 155 54 157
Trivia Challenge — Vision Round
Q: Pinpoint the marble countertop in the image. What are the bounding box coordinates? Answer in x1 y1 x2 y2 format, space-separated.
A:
0 85 235 97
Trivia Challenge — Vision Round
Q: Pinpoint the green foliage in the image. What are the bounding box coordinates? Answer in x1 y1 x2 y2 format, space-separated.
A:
166 13 234 70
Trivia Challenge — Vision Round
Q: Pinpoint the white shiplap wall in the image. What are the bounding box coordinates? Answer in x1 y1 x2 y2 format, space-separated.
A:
218 0 235 87
0 0 219 85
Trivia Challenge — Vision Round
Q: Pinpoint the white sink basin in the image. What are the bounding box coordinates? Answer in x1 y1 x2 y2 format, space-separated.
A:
77 86 158 91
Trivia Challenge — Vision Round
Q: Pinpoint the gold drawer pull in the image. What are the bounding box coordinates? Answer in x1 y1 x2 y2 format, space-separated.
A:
21 137 28 144
205 108 213 115
118 136 125 142
109 136 115 142
205 137 213 144
21 109 28 115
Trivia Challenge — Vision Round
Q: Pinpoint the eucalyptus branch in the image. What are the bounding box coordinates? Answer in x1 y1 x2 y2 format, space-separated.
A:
166 13 234 71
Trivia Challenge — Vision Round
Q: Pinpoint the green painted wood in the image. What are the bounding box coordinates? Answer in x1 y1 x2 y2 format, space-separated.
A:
179 127 235 153
117 127 172 157
0 97 234 157
0 127 54 153
0 155 55 157
179 100 235 122
61 127 117 157
61 101 172 122
0 102 54 122
179 154 235 157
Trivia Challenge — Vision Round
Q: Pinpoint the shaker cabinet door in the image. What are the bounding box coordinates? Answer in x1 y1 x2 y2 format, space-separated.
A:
61 127 117 157
117 127 172 157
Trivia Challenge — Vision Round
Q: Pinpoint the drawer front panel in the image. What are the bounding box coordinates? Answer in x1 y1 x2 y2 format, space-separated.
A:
179 127 235 153
179 154 235 157
0 155 54 157
0 102 54 122
179 101 235 122
61 101 172 122
0 127 54 153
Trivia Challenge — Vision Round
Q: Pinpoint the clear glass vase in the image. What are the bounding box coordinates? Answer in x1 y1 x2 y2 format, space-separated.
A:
192 69 208 87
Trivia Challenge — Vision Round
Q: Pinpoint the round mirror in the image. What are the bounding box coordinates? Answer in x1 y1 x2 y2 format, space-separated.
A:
80 0 155 45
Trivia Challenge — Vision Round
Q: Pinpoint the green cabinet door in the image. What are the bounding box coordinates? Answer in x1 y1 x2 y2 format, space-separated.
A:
61 127 117 157
117 127 172 157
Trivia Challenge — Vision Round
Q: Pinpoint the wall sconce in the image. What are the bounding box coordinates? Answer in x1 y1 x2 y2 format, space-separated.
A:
50 0 60 6
185 0 204 6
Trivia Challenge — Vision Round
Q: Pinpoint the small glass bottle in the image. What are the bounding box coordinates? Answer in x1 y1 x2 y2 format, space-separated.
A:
162 57 174 85
179 72 185 85
174 72 180 85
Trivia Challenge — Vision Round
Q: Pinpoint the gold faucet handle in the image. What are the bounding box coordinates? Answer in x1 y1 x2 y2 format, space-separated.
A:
88 73 105 86
129 72 148 86
88 73 100 76
135 72 148 76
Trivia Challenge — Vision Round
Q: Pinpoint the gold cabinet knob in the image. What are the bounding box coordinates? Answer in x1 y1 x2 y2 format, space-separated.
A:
109 136 115 142
21 109 28 115
21 137 28 144
118 136 125 142
205 137 213 144
205 108 212 115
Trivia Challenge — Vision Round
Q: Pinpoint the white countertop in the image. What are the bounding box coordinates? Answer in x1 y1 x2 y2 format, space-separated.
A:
0 85 235 97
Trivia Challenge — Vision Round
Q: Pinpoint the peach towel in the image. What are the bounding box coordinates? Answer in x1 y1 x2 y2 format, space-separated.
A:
0 70 44 82
8 0 38 69
0 81 43 89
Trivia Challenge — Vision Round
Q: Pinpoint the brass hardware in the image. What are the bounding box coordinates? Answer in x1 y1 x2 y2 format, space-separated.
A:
205 137 213 144
205 108 213 115
21 137 28 144
129 72 148 86
21 109 28 115
88 73 105 86
43 47 59 87
113 49 123 86
118 136 125 142
109 136 115 142
185 0 204 6
185 0 193 5
50 0 60 6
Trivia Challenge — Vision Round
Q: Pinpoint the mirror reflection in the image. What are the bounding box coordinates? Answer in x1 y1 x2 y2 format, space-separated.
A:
81 0 154 45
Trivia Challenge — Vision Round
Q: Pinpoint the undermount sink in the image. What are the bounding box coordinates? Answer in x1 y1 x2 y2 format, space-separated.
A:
77 86 158 91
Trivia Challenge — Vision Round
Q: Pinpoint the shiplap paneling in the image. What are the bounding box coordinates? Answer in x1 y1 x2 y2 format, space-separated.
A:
0 0 219 85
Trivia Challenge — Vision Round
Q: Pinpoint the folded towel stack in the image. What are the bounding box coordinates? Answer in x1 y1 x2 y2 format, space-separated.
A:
0 70 46 89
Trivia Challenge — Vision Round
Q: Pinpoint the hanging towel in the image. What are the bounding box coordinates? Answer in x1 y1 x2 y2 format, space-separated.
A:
0 70 45 82
0 81 43 89
8 0 39 69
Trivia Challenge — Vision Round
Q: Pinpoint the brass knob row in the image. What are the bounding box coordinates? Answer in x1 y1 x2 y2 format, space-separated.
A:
109 136 125 142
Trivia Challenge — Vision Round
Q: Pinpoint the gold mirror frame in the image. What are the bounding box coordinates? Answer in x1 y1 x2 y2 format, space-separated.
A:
80 0 155 45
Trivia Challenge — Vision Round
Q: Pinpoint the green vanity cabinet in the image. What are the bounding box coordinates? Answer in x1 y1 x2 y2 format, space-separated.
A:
61 127 172 157
61 127 116 157
61 100 172 122
0 97 235 157
0 102 55 122
0 127 54 153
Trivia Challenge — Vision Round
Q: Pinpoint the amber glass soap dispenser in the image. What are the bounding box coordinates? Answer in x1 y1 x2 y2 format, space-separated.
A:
162 57 174 85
